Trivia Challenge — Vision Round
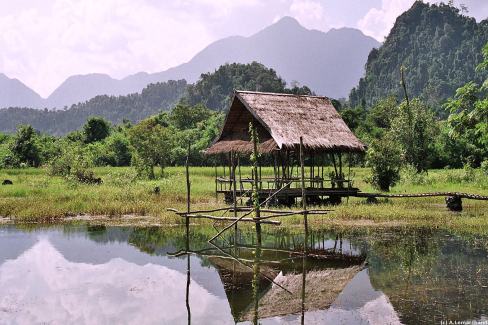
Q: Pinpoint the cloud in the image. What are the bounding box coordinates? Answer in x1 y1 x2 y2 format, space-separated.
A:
289 0 327 30
357 0 413 41
3 0 484 98
0 0 215 97
357 0 488 42
0 239 233 324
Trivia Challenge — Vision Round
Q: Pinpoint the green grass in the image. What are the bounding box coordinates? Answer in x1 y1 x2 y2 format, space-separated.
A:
1 166 488 232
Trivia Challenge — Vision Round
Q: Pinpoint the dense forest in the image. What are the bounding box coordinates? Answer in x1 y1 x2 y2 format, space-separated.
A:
349 1 488 113
184 62 312 111
0 80 187 135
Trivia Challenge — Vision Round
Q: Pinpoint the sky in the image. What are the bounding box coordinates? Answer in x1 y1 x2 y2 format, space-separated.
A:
1 0 487 98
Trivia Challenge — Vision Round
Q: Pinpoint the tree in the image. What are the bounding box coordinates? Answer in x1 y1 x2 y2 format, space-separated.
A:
83 117 111 143
349 1 488 111
10 125 40 167
390 99 437 171
169 103 210 130
445 43 488 165
184 62 312 111
367 134 403 191
0 80 187 135
128 118 173 179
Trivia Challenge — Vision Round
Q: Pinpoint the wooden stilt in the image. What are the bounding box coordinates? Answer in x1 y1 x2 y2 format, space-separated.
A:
251 122 261 234
223 155 226 178
214 162 218 202
338 152 343 182
228 152 232 192
238 155 243 204
299 136 308 325
186 143 191 216
185 142 191 325
331 153 338 187
231 152 238 241
299 137 308 226
310 153 313 188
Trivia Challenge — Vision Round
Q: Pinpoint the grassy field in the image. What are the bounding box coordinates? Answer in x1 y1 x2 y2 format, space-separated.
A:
1 166 488 232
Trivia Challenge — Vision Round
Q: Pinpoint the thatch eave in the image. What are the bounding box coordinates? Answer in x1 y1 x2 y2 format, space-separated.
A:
204 90 367 155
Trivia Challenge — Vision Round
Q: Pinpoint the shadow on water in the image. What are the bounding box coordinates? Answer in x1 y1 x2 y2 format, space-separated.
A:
1 224 488 324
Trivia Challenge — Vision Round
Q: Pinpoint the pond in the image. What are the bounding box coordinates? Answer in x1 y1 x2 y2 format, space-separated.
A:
1 224 488 324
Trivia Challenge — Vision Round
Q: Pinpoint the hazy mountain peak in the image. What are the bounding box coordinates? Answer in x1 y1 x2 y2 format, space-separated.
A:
0 73 43 108
1 16 379 109
274 16 301 28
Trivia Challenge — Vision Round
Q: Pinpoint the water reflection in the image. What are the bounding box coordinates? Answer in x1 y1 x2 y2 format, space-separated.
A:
0 225 487 324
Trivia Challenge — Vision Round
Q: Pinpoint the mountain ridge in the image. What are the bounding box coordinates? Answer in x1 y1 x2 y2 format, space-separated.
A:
0 16 379 109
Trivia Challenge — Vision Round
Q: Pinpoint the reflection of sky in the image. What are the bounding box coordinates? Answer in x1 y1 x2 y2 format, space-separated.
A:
0 227 399 325
0 238 233 324
241 270 401 325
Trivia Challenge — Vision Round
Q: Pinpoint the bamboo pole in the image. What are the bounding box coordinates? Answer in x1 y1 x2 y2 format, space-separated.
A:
214 162 218 202
299 137 309 244
185 142 191 325
299 136 308 325
251 122 262 236
208 179 294 242
167 207 232 214
231 152 238 243
180 214 280 225
229 208 331 214
339 152 343 182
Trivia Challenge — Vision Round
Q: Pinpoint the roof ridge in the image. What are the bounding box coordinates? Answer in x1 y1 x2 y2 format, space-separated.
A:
235 90 327 99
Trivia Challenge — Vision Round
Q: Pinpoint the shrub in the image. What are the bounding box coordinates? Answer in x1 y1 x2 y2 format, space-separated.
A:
366 134 402 191
400 164 430 185
481 160 488 176
48 142 100 184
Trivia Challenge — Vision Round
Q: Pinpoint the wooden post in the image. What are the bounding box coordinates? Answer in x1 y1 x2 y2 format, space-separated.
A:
186 143 191 216
310 153 314 188
300 137 308 227
338 153 343 177
231 151 238 242
185 142 191 324
331 153 338 186
348 153 352 189
238 155 243 204
214 162 218 202
321 154 324 189
223 154 226 179
273 152 278 190
259 165 262 190
252 227 262 325
251 122 261 235
299 136 308 325
286 150 290 181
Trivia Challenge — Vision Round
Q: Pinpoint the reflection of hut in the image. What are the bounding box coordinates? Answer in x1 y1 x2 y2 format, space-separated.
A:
205 247 366 322
205 91 366 204
240 265 364 322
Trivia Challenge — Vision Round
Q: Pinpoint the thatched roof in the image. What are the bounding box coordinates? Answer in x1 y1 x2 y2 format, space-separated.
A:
205 91 366 155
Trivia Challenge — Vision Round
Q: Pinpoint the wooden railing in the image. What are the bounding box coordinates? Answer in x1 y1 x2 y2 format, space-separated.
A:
215 176 353 193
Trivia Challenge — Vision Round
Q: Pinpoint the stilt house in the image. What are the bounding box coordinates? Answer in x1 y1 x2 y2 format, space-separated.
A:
206 90 366 204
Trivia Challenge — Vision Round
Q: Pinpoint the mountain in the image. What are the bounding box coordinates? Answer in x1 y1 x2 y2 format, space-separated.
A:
0 80 187 135
149 17 379 100
0 17 379 109
0 74 43 108
349 1 488 111
0 62 313 135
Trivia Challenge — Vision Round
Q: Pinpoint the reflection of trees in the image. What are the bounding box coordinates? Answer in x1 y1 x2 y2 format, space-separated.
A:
368 229 488 324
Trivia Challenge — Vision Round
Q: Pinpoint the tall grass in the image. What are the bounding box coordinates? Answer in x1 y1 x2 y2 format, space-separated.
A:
0 166 488 230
